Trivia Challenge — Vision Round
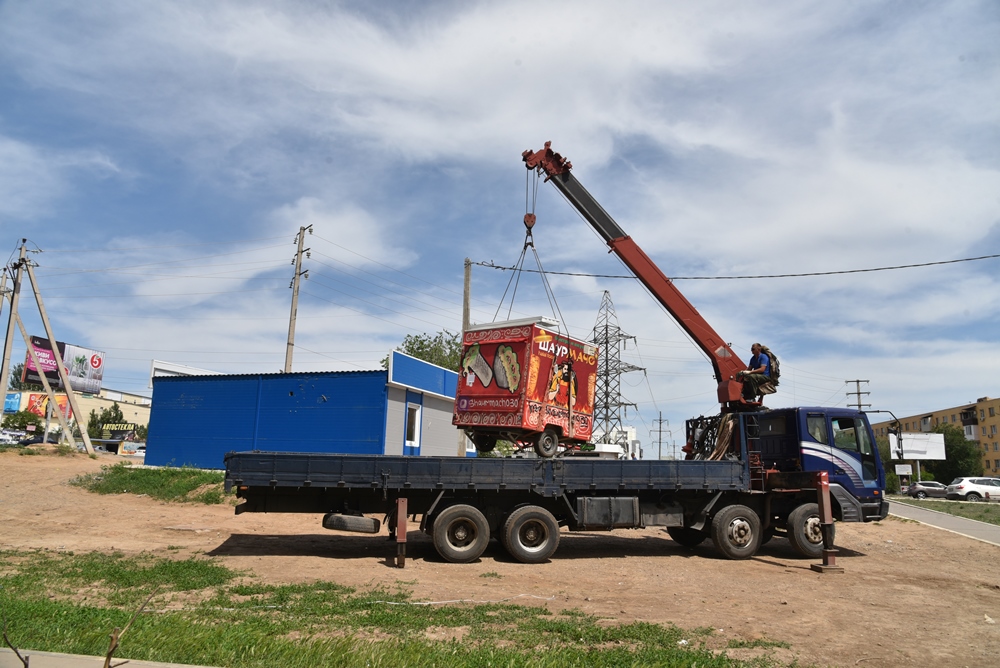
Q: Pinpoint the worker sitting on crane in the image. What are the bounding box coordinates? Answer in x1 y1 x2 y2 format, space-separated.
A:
738 343 778 402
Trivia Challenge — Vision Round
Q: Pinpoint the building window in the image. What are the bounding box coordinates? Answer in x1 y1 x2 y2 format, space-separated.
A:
991 407 997 418
994 442 999 452
905 422 910 430
981 409 986 420
952 414 957 423
405 404 421 453
993 425 998 435
984 427 989 436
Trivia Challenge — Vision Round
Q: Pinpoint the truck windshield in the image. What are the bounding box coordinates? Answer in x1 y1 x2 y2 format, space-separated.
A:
832 417 879 482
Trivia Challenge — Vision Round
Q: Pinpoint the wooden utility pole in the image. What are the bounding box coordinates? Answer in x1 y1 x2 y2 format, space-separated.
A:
284 225 311 373
457 258 472 457
24 261 95 454
0 241 27 406
14 313 75 444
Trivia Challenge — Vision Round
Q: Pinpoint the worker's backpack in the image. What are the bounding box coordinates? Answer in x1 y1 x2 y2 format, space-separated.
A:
760 345 780 385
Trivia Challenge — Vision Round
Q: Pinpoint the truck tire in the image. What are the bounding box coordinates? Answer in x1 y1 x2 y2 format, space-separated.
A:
666 527 706 548
711 504 761 560
535 429 559 458
502 505 560 563
432 504 490 563
787 502 832 559
473 434 497 453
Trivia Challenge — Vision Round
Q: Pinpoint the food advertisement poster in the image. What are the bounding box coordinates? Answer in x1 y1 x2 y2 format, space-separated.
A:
23 335 105 394
26 393 72 419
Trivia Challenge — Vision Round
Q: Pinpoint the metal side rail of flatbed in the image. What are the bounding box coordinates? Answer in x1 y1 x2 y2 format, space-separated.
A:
224 451 748 501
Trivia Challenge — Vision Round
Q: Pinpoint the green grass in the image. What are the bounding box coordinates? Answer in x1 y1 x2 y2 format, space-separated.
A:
70 462 229 504
0 549 786 667
892 497 1000 525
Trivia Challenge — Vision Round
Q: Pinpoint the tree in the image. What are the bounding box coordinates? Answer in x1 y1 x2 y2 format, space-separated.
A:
380 330 463 370
7 363 43 392
87 402 125 439
1 410 42 430
924 423 984 483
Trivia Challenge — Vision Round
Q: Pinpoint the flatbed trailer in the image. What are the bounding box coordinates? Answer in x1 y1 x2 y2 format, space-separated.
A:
225 407 888 563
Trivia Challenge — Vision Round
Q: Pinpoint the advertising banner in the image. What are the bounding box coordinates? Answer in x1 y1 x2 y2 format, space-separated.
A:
4 393 20 414
23 336 105 394
26 393 73 420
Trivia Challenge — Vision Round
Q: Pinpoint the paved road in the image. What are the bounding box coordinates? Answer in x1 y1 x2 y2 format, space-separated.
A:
888 497 1000 547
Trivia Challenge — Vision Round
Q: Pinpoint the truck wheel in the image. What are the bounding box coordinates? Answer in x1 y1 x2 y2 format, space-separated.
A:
473 434 497 453
666 527 706 548
711 504 761 560
787 502 833 559
432 504 490 563
502 505 560 563
534 429 559 458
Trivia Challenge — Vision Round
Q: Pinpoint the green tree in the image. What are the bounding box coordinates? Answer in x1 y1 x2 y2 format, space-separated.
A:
86 402 126 439
381 330 463 370
924 423 984 483
7 362 43 392
1 410 42 430
136 424 148 441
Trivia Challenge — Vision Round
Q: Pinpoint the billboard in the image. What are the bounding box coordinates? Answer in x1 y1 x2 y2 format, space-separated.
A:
4 393 20 414
26 393 73 420
888 432 947 460
23 336 105 394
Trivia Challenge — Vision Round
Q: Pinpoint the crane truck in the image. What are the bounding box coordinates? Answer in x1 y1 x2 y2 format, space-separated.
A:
224 143 888 564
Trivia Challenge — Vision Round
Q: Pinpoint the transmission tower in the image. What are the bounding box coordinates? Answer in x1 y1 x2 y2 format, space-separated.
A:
589 291 643 447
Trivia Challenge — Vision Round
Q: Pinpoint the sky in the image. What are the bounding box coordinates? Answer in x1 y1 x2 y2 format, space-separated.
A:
1 1 998 456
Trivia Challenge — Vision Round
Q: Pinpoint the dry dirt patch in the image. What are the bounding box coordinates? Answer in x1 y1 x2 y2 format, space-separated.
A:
1 450 999 667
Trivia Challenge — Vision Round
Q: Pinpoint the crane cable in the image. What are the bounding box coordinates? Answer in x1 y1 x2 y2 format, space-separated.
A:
491 170 570 336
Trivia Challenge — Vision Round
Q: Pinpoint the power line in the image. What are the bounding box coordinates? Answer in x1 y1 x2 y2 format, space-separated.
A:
474 253 1000 280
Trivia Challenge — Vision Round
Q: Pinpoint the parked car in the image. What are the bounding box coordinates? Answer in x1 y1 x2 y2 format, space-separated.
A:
946 477 1000 502
17 434 46 446
907 480 948 499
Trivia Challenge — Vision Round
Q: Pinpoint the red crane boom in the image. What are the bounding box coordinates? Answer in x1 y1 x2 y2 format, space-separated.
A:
522 142 749 409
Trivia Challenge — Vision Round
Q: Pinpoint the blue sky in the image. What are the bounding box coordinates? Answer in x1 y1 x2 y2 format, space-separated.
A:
1 1 998 453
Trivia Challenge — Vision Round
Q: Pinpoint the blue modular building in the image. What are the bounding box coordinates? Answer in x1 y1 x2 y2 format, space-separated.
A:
144 352 469 469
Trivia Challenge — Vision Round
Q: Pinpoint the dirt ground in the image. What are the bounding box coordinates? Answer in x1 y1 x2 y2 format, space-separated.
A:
2 450 999 668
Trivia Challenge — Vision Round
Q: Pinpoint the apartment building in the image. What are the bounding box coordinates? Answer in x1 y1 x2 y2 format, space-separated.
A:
870 396 1000 474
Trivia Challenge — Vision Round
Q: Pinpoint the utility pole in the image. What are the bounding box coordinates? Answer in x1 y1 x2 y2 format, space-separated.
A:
458 258 472 457
24 261 95 454
284 225 311 373
846 379 871 411
651 412 670 460
0 241 27 405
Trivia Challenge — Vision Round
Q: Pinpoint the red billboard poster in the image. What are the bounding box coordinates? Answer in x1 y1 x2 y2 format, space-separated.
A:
26 393 73 420
453 319 598 444
23 336 105 394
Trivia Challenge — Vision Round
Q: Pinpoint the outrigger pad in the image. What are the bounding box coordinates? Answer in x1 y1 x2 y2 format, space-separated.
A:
323 513 381 534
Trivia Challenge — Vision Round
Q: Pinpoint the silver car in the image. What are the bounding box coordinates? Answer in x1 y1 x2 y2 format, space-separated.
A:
906 480 948 499
946 477 1000 502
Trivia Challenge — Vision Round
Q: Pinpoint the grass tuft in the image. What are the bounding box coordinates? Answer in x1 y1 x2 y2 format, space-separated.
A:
70 463 229 504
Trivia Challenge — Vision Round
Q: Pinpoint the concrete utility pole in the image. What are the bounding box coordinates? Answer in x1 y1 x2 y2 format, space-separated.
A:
284 225 312 373
0 241 27 405
846 379 871 411
14 313 75 444
24 262 95 454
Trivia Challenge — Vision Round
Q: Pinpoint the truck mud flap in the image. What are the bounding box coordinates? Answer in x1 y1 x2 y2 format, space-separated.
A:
323 512 381 534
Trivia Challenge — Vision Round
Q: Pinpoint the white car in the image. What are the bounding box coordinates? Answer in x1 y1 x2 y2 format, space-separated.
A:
946 477 1000 502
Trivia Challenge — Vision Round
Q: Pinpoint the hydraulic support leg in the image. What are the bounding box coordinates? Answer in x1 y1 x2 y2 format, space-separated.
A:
396 497 408 568
810 471 844 573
